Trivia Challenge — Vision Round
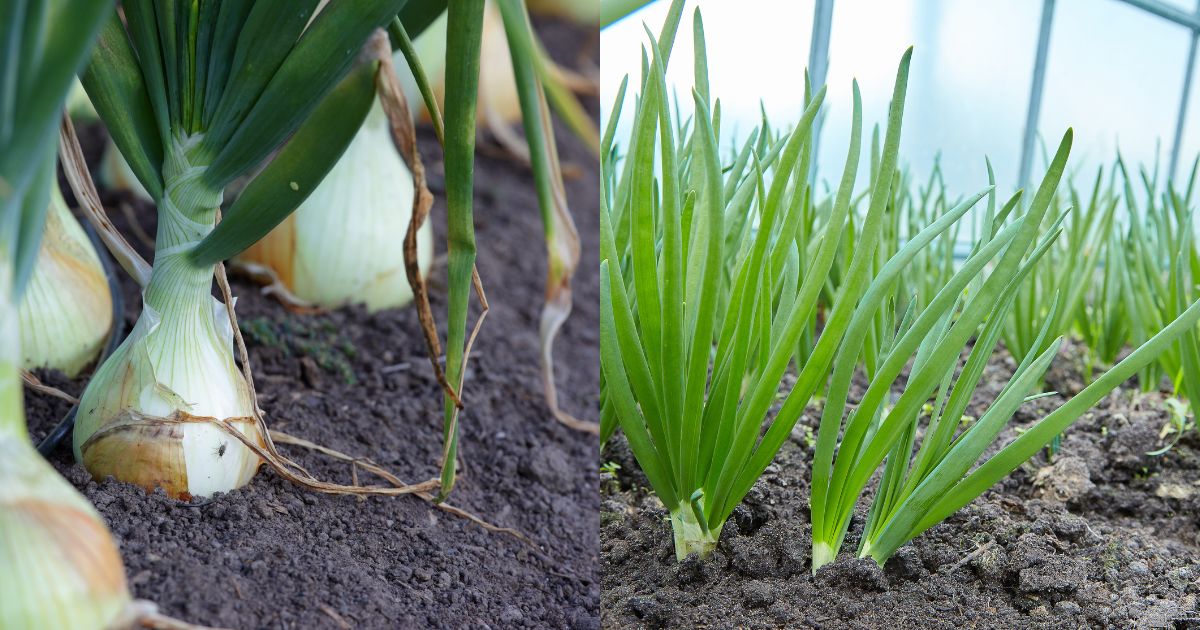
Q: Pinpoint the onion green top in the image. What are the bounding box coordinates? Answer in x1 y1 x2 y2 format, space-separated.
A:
601 0 1200 568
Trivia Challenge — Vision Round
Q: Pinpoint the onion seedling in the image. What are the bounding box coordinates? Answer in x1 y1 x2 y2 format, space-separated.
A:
810 132 1200 569
73 1 412 499
1068 166 1127 376
1076 227 1129 374
811 129 1073 569
1111 159 1200 393
601 3 965 559
852 292 1200 565
1148 214 1200 454
1001 164 1114 367
1105 167 1200 451
862 160 962 376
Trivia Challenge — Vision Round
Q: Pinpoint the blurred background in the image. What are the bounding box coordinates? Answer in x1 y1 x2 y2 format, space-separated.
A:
601 0 1200 196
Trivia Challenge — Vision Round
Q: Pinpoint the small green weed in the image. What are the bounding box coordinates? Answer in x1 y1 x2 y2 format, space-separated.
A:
241 316 358 385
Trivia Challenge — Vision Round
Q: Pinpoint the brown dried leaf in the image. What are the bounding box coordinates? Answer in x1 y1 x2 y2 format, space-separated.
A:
58 115 152 287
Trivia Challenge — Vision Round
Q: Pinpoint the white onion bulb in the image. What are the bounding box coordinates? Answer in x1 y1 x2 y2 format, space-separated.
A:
18 183 113 377
239 96 434 312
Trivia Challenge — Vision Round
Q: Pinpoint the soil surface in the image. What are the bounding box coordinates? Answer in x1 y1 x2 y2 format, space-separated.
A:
601 339 1200 629
26 18 600 630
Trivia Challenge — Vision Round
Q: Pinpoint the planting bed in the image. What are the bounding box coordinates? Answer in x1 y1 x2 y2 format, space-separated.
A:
24 19 600 630
602 340 1200 629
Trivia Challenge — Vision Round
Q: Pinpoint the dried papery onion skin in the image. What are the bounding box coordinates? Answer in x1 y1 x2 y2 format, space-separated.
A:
18 183 113 377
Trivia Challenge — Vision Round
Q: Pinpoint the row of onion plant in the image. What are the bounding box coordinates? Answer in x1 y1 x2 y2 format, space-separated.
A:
600 1 1200 567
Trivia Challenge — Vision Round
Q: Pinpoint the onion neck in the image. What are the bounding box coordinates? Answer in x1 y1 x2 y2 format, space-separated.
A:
144 138 222 323
122 137 253 426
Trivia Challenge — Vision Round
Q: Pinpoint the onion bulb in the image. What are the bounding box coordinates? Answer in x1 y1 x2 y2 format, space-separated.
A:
0 438 133 629
73 247 265 499
17 182 113 377
1 264 131 630
237 95 433 311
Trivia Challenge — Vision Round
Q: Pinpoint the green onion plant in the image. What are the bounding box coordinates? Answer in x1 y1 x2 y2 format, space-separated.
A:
600 2 964 559
602 1 1200 569
811 131 1074 569
1001 165 1116 368
72 0 419 499
1070 166 1126 376
812 139 1200 570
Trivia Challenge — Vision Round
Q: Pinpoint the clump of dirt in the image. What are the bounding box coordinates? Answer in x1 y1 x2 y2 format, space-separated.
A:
28 18 600 629
601 340 1200 629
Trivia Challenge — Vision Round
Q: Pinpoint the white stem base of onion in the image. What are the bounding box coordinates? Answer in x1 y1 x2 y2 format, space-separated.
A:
811 541 837 574
669 505 721 561
858 545 888 570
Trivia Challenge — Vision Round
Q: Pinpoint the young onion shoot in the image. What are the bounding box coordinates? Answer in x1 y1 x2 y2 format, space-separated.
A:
600 2 954 560
811 132 1200 569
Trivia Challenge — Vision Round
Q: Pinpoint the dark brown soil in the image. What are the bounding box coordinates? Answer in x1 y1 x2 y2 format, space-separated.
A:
601 340 1200 629
26 18 600 630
